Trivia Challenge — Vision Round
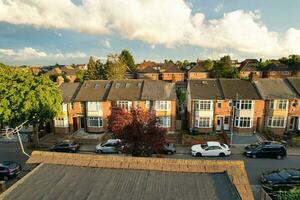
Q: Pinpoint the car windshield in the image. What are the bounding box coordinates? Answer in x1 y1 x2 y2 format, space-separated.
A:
201 144 208 149
278 170 291 179
220 143 226 148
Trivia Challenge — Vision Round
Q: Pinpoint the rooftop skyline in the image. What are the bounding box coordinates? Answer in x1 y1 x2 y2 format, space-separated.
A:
0 0 300 65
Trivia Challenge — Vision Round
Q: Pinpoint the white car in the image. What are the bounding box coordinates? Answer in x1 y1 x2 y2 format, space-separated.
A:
191 141 231 157
95 139 122 154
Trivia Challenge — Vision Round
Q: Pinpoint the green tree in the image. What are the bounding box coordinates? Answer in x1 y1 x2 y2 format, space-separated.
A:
119 49 136 72
96 59 107 79
0 66 62 147
75 70 86 82
105 54 127 80
204 59 214 71
86 56 98 80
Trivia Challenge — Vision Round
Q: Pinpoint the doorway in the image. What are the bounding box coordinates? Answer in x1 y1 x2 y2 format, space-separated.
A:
79 116 85 129
73 117 78 131
289 117 298 131
224 117 230 130
216 117 222 131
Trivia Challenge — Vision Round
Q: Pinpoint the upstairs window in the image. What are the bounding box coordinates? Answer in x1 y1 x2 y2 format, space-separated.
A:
196 100 212 110
155 101 171 111
87 102 101 111
269 100 288 110
236 100 252 110
116 101 132 110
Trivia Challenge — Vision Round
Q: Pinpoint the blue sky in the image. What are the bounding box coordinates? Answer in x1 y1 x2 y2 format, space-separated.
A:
0 0 300 66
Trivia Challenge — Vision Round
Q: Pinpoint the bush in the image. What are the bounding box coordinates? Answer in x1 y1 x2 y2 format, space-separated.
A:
262 129 284 141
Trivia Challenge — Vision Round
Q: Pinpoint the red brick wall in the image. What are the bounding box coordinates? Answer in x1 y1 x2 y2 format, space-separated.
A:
188 72 209 80
162 73 184 82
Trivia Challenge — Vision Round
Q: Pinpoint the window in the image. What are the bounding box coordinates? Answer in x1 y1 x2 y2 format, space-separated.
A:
71 102 74 109
267 117 286 128
62 103 67 112
80 102 85 109
196 100 212 110
269 100 288 110
217 101 222 108
158 117 171 128
116 101 132 110
155 101 171 111
88 117 103 127
235 117 252 128
236 100 252 110
87 102 101 111
145 101 150 109
195 117 211 128
54 117 69 127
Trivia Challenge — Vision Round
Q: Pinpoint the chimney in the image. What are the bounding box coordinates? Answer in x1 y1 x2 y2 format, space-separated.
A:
56 75 64 86
0 181 6 193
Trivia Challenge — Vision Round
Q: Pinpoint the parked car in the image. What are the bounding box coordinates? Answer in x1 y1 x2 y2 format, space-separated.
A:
244 143 286 159
0 128 14 137
50 140 80 153
0 161 22 181
244 141 281 151
95 139 123 154
152 143 176 155
191 141 231 157
261 169 300 188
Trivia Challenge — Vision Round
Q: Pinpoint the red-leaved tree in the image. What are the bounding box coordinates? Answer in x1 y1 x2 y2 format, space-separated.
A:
107 107 166 156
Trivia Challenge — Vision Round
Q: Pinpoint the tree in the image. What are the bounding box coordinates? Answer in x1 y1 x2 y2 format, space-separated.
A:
107 107 166 156
0 66 62 147
204 59 214 71
119 49 136 72
75 70 87 82
96 59 107 79
86 56 98 80
105 54 127 80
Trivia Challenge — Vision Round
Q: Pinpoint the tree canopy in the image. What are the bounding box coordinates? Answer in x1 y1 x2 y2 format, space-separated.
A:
108 107 166 156
204 59 214 71
119 49 136 72
105 54 127 80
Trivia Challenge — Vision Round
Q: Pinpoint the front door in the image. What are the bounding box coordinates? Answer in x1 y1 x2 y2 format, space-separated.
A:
216 117 222 131
224 117 230 130
73 117 78 131
289 117 298 131
79 117 85 129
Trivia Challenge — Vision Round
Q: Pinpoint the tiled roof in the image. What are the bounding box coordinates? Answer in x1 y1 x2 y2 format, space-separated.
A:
138 66 158 73
21 151 253 200
219 79 261 100
59 83 81 103
239 59 259 72
74 80 112 101
188 79 223 100
287 77 300 96
189 62 208 73
107 79 143 101
264 61 289 71
137 61 158 70
141 80 176 100
163 64 183 73
253 79 296 99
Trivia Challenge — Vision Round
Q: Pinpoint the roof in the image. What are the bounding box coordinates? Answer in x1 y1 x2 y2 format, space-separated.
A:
287 77 300 95
59 83 81 103
141 80 176 100
188 79 224 100
219 79 261 100
137 66 158 73
74 80 112 101
107 80 143 101
189 61 208 73
137 61 158 70
264 60 289 71
162 64 183 73
61 68 78 76
0 151 253 200
253 79 296 99
239 60 259 72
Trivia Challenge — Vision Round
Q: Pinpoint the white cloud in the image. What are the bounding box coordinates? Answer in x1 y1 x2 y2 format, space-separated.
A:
214 3 223 13
1 0 300 58
0 47 87 60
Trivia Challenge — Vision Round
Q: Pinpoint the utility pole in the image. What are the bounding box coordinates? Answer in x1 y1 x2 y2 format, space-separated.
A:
230 93 238 147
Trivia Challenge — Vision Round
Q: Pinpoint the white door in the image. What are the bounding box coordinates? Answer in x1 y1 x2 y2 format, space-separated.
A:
224 117 230 130
216 117 222 131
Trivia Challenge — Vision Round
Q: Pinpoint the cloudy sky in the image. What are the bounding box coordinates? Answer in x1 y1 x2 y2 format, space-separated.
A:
0 0 300 65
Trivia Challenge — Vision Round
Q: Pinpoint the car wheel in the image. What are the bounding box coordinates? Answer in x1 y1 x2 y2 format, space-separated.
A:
97 150 102 154
219 153 225 157
252 154 256 159
195 152 202 157
276 155 283 159
3 176 9 181
167 151 173 155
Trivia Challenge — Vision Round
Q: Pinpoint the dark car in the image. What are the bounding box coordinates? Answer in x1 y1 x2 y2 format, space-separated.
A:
50 140 80 153
244 141 281 151
0 161 22 181
152 143 176 155
244 144 286 159
261 169 300 188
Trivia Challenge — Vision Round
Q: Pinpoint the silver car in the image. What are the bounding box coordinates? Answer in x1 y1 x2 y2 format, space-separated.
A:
95 139 122 154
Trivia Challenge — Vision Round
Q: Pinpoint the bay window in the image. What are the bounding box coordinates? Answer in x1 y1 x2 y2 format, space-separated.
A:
158 116 171 128
88 117 103 127
235 117 252 128
267 117 286 128
54 117 68 127
195 117 211 128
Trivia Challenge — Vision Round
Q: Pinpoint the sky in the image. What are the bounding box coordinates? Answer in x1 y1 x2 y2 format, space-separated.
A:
0 0 300 66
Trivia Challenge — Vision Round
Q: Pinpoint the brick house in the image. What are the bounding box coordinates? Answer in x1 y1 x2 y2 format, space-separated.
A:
238 59 262 80
254 79 297 135
137 66 159 80
161 64 184 82
286 78 300 132
262 61 291 79
54 83 81 134
219 79 264 134
188 62 210 80
74 80 112 133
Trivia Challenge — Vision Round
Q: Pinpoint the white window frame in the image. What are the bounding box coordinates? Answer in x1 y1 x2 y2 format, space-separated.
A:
196 100 212 110
54 117 69 127
87 102 101 112
155 101 171 111
269 100 288 110
236 100 253 110
88 117 103 127
267 117 286 128
234 117 252 128
195 117 211 128
158 116 171 128
62 103 67 112
116 101 132 110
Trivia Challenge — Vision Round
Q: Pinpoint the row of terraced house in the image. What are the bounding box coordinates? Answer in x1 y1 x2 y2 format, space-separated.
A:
54 77 300 135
